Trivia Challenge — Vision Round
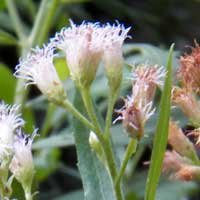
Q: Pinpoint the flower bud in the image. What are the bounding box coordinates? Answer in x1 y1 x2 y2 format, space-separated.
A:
168 121 198 163
172 87 200 126
103 24 130 93
9 129 37 197
114 86 155 139
89 131 104 162
14 44 66 104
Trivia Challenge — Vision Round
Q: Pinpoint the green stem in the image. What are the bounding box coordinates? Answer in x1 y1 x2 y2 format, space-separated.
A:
105 90 118 139
115 138 138 187
80 87 103 136
14 0 59 108
24 187 32 200
5 0 26 41
80 86 123 200
29 0 57 46
102 138 123 200
40 103 56 138
60 99 95 131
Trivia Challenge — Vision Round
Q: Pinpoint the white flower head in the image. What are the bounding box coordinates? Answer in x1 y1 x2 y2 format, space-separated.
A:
52 20 130 88
14 44 65 103
0 102 24 161
102 23 131 91
9 129 37 190
52 20 105 87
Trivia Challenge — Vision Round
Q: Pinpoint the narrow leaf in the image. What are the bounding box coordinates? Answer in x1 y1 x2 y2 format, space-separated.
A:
145 44 174 200
73 90 116 200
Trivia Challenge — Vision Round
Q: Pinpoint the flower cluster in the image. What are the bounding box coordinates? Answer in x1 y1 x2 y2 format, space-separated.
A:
0 102 36 198
163 42 200 181
15 21 130 101
114 64 166 139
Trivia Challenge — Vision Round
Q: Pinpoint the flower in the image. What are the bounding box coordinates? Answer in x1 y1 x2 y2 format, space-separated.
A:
131 64 166 102
178 41 200 94
114 85 155 139
0 102 24 162
52 21 130 89
102 24 130 92
9 129 37 196
113 64 165 139
52 21 105 87
14 44 66 104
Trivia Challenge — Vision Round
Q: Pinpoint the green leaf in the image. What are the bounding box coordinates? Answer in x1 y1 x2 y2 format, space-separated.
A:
0 29 17 45
32 133 74 149
34 148 60 181
144 44 174 200
73 90 116 200
0 63 16 103
54 190 84 200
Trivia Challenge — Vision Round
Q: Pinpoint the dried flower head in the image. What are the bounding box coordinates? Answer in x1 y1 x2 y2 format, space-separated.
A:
178 41 200 94
172 86 200 125
9 129 37 195
175 165 200 181
188 128 200 146
168 121 197 161
162 150 186 174
131 64 166 102
0 103 24 161
162 150 199 181
14 44 66 103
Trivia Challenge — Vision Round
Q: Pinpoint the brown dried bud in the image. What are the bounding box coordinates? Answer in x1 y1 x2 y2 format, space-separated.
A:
172 87 200 126
168 121 198 163
188 128 200 146
162 150 200 181
175 165 200 181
